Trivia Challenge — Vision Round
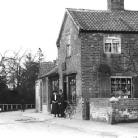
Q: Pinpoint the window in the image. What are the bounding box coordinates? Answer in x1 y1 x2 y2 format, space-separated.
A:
51 79 59 92
104 37 121 54
111 77 132 98
66 34 71 57
68 75 76 103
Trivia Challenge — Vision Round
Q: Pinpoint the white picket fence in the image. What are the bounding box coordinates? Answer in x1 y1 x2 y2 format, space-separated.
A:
0 104 35 111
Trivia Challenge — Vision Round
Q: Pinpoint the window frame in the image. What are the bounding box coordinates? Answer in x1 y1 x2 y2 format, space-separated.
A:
68 75 76 103
111 76 132 98
104 36 121 54
51 79 59 92
66 33 71 57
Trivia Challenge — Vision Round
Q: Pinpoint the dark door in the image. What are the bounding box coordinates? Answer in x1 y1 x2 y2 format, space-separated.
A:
63 82 67 101
99 77 111 98
133 77 138 98
63 76 67 109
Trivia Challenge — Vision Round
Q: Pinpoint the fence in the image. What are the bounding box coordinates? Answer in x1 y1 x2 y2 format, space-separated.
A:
0 104 35 112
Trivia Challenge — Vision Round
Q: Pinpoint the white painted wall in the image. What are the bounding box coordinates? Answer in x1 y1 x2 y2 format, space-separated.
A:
35 80 41 112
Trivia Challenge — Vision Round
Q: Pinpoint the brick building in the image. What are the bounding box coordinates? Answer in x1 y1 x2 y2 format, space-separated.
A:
57 0 138 120
36 0 138 122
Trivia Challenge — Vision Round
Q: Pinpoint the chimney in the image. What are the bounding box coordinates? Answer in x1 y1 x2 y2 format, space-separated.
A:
107 0 124 11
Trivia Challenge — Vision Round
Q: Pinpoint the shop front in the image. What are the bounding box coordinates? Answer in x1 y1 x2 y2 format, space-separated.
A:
62 74 76 109
99 75 138 99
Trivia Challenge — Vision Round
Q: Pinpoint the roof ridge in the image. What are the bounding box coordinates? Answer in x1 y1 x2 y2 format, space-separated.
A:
67 8 138 13
67 8 107 12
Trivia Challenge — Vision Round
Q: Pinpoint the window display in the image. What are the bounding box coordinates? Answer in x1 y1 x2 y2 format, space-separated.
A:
111 77 132 98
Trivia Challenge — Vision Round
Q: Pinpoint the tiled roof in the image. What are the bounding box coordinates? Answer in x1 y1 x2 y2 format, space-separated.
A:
38 62 56 78
44 66 58 77
67 8 138 32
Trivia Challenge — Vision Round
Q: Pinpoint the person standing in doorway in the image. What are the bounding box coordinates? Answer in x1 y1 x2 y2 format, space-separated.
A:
50 91 59 117
58 89 65 117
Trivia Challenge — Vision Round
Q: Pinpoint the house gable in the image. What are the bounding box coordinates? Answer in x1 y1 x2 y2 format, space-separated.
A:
56 10 80 47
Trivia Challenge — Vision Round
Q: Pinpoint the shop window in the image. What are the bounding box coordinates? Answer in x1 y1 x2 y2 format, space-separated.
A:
66 34 71 57
111 77 132 98
104 37 121 54
51 79 59 92
68 75 76 103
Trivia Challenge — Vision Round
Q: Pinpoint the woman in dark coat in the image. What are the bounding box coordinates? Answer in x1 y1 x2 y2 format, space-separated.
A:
51 91 59 117
58 89 65 117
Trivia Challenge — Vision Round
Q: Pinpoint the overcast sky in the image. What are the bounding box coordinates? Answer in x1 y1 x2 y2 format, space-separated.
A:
0 0 138 61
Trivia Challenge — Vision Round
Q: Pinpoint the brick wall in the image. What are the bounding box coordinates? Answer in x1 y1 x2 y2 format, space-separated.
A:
110 98 138 123
80 32 138 99
80 33 102 98
89 98 138 124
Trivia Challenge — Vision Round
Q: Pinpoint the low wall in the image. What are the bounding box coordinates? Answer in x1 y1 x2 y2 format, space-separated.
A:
89 98 138 124
89 98 112 123
0 104 35 112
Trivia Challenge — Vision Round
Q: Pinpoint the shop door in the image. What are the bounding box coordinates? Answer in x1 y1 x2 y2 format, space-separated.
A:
49 77 59 104
133 77 138 98
100 77 111 98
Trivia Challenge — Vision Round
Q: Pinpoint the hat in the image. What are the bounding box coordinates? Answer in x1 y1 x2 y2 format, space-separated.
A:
53 91 58 94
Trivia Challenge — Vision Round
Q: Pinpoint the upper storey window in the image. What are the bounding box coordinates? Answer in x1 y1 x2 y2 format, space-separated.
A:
66 33 71 57
104 37 121 54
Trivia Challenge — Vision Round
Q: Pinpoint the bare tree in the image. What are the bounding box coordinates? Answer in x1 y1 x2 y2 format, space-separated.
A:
7 49 28 90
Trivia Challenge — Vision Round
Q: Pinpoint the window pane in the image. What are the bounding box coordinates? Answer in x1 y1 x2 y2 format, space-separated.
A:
68 76 76 103
113 43 117 53
69 45 71 56
67 35 70 45
118 45 121 53
67 45 69 57
105 43 111 52
66 34 71 57
52 80 59 91
67 45 71 57
113 39 120 53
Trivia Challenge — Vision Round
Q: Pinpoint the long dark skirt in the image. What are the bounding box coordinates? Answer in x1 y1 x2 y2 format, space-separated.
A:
59 103 65 117
51 102 59 114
